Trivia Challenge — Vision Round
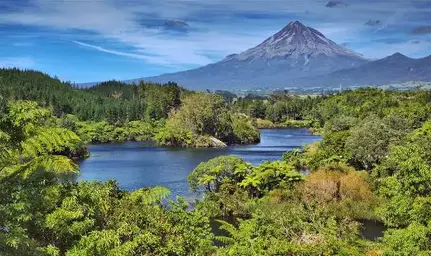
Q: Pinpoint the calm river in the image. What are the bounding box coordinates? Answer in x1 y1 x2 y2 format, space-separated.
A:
78 128 321 197
77 128 386 240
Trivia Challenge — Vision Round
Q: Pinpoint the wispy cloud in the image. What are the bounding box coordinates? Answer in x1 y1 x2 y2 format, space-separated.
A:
374 10 405 33
12 42 34 47
73 41 171 66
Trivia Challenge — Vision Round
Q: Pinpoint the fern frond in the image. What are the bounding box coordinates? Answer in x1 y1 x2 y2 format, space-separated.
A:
0 129 10 143
21 127 81 157
7 100 51 127
0 148 20 180
22 155 79 178
0 147 13 165
214 235 235 245
130 186 170 205
0 165 23 181
214 219 238 237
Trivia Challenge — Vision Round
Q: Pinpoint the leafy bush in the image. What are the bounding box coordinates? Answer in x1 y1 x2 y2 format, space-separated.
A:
231 114 260 144
154 116 193 147
155 93 260 147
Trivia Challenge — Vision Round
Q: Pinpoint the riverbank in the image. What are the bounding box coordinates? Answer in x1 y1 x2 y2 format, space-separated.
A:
255 118 313 128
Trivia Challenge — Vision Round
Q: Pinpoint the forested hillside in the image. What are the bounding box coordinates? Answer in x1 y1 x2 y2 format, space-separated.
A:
1 69 431 255
0 69 259 146
0 68 185 123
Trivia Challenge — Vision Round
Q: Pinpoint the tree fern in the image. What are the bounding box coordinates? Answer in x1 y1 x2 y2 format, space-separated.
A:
1 101 83 180
129 186 170 205
6 100 51 128
0 129 11 143
214 235 236 245
214 219 238 245
25 155 79 176
21 127 81 157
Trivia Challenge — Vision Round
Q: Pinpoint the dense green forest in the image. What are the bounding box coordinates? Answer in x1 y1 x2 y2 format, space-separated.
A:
0 69 259 146
1 69 431 255
0 69 318 147
0 68 192 124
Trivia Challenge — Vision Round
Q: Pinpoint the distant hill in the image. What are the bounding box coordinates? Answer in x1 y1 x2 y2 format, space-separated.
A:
291 53 431 88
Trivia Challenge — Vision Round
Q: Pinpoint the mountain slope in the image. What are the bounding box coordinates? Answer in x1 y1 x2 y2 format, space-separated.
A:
234 21 363 60
135 21 368 90
293 53 431 88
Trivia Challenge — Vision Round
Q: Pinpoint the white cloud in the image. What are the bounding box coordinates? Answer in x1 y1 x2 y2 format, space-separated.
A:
0 0 430 68
1 0 262 66
1 0 135 34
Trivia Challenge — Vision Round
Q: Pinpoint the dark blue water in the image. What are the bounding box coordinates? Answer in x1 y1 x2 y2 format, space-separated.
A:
77 128 321 197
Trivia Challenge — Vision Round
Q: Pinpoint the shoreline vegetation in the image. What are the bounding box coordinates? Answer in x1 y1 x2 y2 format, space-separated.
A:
1 68 431 255
0 69 261 148
255 118 313 129
0 68 326 148
255 118 323 134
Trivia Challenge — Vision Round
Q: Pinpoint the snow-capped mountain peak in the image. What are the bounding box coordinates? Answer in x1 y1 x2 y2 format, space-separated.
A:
140 21 381 90
232 21 365 61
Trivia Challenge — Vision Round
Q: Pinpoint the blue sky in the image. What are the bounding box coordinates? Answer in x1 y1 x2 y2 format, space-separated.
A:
0 0 430 83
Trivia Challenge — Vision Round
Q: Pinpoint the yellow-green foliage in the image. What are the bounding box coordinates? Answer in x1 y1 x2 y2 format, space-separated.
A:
239 161 302 196
154 114 193 147
0 101 82 180
70 119 160 144
188 156 252 193
284 119 313 128
155 93 260 147
254 118 277 128
298 164 377 219
231 114 260 144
